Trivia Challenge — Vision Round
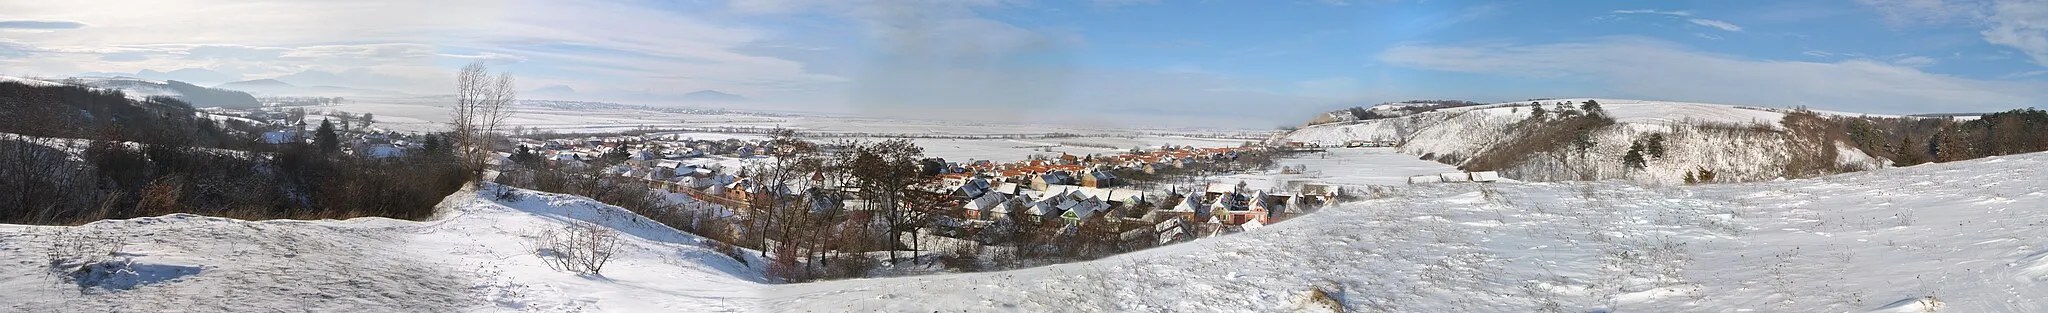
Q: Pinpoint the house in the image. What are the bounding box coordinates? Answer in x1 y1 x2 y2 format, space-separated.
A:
1160 192 1210 223
1080 170 1117 188
1024 197 1066 225
962 192 1008 220
959 177 994 199
992 182 1021 196
1060 196 1112 224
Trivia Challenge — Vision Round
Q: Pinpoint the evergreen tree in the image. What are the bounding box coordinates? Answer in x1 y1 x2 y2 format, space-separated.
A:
420 134 445 156
1645 133 1667 158
1530 103 1547 119
1580 100 1604 118
1623 142 1647 170
315 118 340 154
512 145 538 165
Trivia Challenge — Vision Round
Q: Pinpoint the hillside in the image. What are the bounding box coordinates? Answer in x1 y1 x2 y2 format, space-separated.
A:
0 185 766 312
1280 99 1890 184
57 77 262 108
772 151 2048 312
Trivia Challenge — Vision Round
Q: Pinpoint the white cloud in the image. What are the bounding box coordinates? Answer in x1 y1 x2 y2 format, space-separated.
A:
1855 0 2048 67
0 19 87 30
1855 0 1987 25
1980 0 2048 66
1893 55 1940 67
1688 18 1744 32
0 0 835 95
1803 50 1834 57
1378 37 2048 114
1612 9 1743 32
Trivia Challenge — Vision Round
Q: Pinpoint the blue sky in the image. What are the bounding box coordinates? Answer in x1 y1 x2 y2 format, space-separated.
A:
2 0 2045 127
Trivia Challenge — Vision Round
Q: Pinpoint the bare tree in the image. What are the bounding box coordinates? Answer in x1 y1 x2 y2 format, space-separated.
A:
451 61 518 182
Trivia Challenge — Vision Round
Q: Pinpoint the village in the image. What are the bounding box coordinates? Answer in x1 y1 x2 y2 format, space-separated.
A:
498 131 1352 251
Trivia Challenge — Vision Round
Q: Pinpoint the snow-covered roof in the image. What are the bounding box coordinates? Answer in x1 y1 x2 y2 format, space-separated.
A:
964 193 1008 211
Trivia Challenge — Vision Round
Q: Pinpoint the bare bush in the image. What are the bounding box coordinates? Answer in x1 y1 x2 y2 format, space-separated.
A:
1305 281 1347 312
42 228 131 291
938 241 985 272
530 222 624 276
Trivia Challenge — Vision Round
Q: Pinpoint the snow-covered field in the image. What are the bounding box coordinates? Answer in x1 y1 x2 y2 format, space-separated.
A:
3 141 2042 312
315 96 1254 162
772 152 2048 312
0 185 766 312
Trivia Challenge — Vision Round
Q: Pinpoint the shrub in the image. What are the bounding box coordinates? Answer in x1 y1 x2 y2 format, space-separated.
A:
531 222 624 276
1305 282 1346 312
938 242 985 272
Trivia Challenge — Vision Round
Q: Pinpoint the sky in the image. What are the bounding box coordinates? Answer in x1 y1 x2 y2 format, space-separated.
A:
2 0 2046 128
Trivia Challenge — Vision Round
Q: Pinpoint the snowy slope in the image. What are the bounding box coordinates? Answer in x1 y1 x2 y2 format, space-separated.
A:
1282 98 1885 184
0 75 63 87
0 185 765 312
72 77 179 101
770 151 2048 312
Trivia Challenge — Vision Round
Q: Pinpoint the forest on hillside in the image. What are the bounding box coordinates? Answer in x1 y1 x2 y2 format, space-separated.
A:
0 81 464 225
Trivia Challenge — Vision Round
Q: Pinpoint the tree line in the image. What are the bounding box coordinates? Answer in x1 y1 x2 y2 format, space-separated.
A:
0 81 466 225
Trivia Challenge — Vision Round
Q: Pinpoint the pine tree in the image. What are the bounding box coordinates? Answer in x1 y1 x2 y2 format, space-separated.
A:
1894 135 1926 166
512 145 537 165
1684 171 1697 184
1530 103 1547 119
1622 142 1647 170
1645 133 1666 158
316 118 340 154
1580 100 1604 118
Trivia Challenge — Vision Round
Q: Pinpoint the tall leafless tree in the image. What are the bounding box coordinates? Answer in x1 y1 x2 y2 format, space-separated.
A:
451 61 518 183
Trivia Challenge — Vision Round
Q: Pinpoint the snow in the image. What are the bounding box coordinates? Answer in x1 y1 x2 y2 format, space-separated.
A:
0 75 63 87
771 151 2048 312
0 185 765 312
1281 98 1889 184
3 137 2043 312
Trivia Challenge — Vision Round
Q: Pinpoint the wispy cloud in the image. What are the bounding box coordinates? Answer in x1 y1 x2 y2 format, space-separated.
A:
1688 19 1744 32
1892 55 1939 67
1612 9 1744 32
1378 37 2048 113
0 20 86 30
1854 0 2048 68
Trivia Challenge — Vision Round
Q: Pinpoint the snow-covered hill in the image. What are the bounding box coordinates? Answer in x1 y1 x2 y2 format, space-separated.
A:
1281 98 1888 184
0 185 765 312
772 151 2048 312
0 75 64 87
2 149 2041 312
